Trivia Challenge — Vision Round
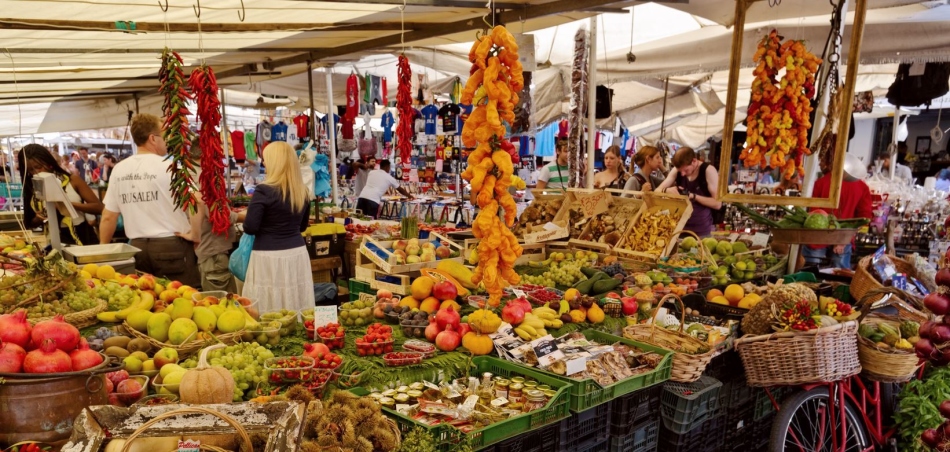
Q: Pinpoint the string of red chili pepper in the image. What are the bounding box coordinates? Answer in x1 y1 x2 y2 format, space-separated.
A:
159 48 198 214
189 66 232 236
396 55 413 170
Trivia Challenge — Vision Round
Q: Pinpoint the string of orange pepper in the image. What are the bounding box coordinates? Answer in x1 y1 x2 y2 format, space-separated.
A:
460 25 524 307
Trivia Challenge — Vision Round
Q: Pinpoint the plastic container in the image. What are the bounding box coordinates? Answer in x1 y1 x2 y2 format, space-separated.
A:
151 375 180 395
300 308 314 322
265 356 316 384
608 418 659 452
191 290 228 304
399 320 428 338
132 393 179 408
609 385 663 436
355 338 394 356
348 278 373 300
557 402 611 452
402 340 436 358
112 375 149 407
260 310 299 336
317 330 346 350
660 376 723 434
656 413 724 452
382 351 424 367
333 370 364 389
489 421 559 452
242 325 281 346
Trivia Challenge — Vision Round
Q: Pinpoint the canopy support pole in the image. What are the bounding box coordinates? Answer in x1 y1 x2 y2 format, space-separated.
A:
307 60 317 142
585 16 597 188
326 67 339 205
890 105 900 180
659 76 669 140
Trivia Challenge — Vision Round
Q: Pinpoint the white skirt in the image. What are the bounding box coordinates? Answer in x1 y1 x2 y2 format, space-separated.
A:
242 246 315 315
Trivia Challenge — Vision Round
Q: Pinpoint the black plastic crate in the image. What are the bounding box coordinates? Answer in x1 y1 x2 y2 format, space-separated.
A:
657 414 724 452
559 402 611 452
723 403 755 445
719 376 754 410
660 376 722 434
703 351 743 381
610 385 663 435
753 386 791 421
574 438 610 452
609 419 659 452
751 412 774 450
490 422 559 452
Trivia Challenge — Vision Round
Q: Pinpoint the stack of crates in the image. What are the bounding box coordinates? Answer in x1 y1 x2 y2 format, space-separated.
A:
558 402 611 451
657 376 723 452
607 385 663 451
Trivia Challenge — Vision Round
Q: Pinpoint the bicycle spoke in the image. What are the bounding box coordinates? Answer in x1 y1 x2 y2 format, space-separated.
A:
785 396 867 452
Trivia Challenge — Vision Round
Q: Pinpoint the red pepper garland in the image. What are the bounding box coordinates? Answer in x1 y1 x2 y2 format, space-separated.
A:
396 55 413 176
189 66 232 236
159 48 198 214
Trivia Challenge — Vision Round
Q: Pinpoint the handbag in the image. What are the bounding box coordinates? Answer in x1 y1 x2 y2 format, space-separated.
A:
228 233 255 281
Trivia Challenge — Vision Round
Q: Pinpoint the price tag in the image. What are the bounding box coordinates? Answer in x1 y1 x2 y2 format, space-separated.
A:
511 288 527 298
530 335 565 368
574 191 609 217
178 440 200 452
750 232 770 248
313 306 338 328
564 355 589 376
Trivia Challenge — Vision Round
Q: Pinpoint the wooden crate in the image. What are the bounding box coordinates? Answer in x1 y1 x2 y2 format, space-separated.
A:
311 256 341 283
614 191 692 262
517 190 570 244
572 191 644 248
358 232 464 274
354 251 414 296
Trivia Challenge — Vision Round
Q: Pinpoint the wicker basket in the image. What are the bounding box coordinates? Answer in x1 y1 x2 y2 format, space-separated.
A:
623 294 715 383
734 321 861 387
855 286 931 324
851 255 919 306
119 406 252 452
855 289 927 382
28 299 107 329
121 321 244 358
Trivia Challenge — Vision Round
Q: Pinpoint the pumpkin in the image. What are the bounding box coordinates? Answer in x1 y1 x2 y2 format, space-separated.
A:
462 331 494 356
179 344 235 404
469 309 501 334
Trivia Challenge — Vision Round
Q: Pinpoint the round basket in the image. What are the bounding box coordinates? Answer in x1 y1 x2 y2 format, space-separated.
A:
27 299 107 329
851 255 919 306
734 321 861 387
120 321 244 358
854 288 927 382
855 286 930 324
623 294 715 383
119 406 252 452
661 230 715 272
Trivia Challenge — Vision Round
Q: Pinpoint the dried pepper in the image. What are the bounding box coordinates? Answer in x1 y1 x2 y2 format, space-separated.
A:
460 25 524 307
396 55 413 174
159 48 198 213
189 65 232 235
740 30 821 180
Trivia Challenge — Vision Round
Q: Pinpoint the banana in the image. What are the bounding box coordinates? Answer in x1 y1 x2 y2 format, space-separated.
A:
532 307 558 320
514 327 533 341
137 292 155 311
558 300 570 315
535 328 547 337
522 316 545 330
96 311 121 323
115 295 144 320
517 323 538 337
550 319 563 329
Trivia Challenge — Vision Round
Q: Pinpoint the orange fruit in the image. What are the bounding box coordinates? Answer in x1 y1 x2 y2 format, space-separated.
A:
410 276 436 300
419 297 440 313
398 297 421 309
724 284 745 304
705 289 723 302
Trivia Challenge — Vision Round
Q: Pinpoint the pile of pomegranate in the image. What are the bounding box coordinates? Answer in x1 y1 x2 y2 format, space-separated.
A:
0 309 102 373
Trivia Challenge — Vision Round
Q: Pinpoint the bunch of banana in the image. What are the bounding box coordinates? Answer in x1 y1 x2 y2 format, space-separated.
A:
532 306 564 329
96 292 153 323
514 312 548 341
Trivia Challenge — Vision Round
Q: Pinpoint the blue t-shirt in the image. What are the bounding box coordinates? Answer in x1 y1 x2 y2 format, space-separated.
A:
421 104 439 135
271 122 288 142
381 111 395 142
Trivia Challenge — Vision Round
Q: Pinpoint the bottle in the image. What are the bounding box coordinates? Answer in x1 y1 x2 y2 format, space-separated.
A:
477 372 493 405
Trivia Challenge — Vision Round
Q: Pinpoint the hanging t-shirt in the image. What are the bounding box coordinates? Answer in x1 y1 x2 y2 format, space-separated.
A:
413 108 424 134
381 110 395 143
257 120 272 147
271 122 289 142
345 74 359 119
421 104 439 135
340 115 355 140
320 114 341 138
293 114 309 139
458 104 473 136
438 103 461 134
287 127 299 147
230 130 246 161
244 130 257 161
558 119 569 138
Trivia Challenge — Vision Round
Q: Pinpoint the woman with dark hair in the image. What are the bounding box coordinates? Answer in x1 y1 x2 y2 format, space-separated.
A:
18 144 103 245
593 145 628 189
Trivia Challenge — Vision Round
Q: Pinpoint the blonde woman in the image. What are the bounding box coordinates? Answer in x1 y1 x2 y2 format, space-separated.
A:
242 142 314 313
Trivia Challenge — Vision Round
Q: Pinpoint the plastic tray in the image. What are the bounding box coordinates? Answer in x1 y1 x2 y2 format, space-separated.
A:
660 375 723 434
353 356 571 451
656 413 724 452
111 375 149 407
243 326 281 346
557 402 611 451
382 351 424 367
355 338 394 356
264 356 315 383
402 340 436 358
533 329 673 412
609 384 663 436
608 418 659 452
399 320 428 339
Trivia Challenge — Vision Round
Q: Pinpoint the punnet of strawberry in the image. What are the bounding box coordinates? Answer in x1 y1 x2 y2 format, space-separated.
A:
355 323 394 356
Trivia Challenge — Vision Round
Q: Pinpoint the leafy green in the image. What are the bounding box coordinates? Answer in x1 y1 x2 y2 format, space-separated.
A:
894 366 950 451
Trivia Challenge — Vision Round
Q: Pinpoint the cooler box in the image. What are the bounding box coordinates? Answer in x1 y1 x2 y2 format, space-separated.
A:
304 223 346 260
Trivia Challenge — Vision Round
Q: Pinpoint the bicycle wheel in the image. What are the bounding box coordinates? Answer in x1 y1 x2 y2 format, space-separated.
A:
769 387 871 452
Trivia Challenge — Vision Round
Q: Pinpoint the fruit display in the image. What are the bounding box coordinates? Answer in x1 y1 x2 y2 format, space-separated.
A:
399 310 430 338
260 309 298 336
265 356 317 384
356 323 395 356
338 299 374 327
578 198 641 246
706 284 764 310
0 250 100 318
512 197 563 235
299 391 399 451
572 267 623 297
619 207 683 255
382 351 425 367
516 250 598 288
105 371 148 407
179 341 275 401
860 319 917 351
736 203 870 231
0 312 102 374
387 237 458 264
741 282 817 335
315 322 346 350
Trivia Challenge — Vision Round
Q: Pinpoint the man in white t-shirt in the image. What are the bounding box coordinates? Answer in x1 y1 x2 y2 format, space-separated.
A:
99 114 200 287
356 160 413 218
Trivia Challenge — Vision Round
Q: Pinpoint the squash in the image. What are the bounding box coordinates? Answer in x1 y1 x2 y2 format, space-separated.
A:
586 304 605 324
568 309 586 323
469 309 501 334
462 331 494 356
179 344 236 404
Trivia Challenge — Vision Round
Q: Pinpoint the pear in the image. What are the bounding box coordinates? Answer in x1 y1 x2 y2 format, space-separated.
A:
191 307 217 332
159 363 185 379
169 298 195 320
147 312 172 343
216 305 246 334
168 318 198 345
209 304 226 318
126 309 153 333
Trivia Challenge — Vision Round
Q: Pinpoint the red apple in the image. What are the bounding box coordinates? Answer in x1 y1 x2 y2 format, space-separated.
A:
432 281 458 302
621 297 639 316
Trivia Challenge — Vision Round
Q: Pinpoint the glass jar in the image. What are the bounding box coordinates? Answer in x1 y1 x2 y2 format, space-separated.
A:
510 377 525 384
523 390 547 412
508 382 525 405
494 379 510 399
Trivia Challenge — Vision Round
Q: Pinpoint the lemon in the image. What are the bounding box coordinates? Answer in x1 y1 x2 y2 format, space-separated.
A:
96 265 117 280
82 263 99 277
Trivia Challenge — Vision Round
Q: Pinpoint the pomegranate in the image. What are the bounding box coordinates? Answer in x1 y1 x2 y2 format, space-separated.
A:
0 340 26 373
105 377 114 394
425 317 440 342
926 292 950 317
435 324 461 352
937 268 950 288
0 309 32 348
435 306 461 332
922 428 941 448
303 342 331 360
31 315 80 352
23 338 72 373
70 338 103 371
501 303 526 325
457 323 472 337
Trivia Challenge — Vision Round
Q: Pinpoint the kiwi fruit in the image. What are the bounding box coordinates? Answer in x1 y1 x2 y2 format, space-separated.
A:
102 335 131 349
104 346 130 358
126 338 152 353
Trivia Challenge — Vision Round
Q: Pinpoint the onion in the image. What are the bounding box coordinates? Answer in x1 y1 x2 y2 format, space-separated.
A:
31 315 80 352
927 292 950 317
0 309 32 348
937 268 950 288
922 321 935 339
23 338 72 373
922 428 941 448
934 324 950 344
916 338 938 360
69 338 103 371
0 340 26 373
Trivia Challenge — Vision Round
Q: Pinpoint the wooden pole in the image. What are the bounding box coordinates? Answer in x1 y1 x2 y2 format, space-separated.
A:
585 16 597 189
659 76 670 140
307 61 317 140
326 68 339 205
0 18 416 32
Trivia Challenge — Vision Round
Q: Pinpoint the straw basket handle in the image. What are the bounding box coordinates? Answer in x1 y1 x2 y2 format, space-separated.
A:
661 230 714 268
119 406 253 452
856 287 930 323
649 293 687 340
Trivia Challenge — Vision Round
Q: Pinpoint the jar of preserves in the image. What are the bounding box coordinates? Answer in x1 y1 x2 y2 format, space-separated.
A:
523 390 547 412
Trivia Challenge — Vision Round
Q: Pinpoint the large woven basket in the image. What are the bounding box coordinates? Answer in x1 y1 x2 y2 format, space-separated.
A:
855 288 927 383
119 406 251 452
855 286 931 324
623 294 715 383
851 255 919 306
735 321 861 387
28 299 107 329
121 321 244 358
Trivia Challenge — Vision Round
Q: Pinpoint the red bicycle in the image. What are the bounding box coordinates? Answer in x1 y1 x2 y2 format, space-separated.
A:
768 375 901 451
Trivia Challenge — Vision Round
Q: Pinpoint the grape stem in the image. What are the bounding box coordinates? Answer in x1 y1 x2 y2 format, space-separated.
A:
16 278 69 308
0 275 53 290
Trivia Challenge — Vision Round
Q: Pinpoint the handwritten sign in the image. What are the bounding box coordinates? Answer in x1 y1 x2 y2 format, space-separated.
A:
575 191 610 218
178 440 200 452
313 305 339 328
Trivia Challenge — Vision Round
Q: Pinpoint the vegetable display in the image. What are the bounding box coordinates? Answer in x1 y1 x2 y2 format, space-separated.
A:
396 55 414 177
740 29 821 180
189 65 232 235
158 48 198 213
460 25 525 307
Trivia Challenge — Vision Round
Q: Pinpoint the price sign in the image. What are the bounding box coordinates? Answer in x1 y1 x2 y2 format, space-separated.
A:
530 335 564 368
178 440 200 452
511 288 528 298
313 306 338 328
575 191 609 217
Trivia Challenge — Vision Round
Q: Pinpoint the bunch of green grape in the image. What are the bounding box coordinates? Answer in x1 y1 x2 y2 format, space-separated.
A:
181 342 275 401
94 282 136 311
25 299 73 318
62 290 97 312
521 258 589 288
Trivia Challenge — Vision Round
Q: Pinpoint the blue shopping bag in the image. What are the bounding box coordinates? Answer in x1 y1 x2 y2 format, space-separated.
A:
229 233 255 281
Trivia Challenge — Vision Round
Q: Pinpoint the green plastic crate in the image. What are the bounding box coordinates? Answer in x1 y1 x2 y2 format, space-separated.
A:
353 356 572 451
783 272 818 284
348 278 372 301
523 329 673 413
